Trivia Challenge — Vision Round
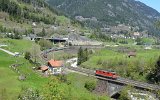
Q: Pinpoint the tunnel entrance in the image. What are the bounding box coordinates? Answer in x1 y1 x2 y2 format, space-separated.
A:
111 93 121 99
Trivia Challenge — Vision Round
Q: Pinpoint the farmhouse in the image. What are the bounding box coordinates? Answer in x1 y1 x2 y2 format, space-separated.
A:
48 59 63 75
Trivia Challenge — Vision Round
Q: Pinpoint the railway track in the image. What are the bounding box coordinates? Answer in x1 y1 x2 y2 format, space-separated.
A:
67 66 160 91
40 47 160 91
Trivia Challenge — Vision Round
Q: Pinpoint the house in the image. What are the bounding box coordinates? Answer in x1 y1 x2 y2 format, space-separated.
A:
133 32 140 36
40 65 48 73
127 51 136 58
48 59 63 75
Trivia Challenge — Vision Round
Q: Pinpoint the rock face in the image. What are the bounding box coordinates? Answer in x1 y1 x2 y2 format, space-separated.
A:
47 0 160 34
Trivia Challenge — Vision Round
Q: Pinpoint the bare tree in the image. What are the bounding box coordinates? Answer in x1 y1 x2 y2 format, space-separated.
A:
30 44 41 63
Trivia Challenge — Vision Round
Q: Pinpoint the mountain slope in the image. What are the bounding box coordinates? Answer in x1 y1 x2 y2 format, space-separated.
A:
47 0 160 34
0 0 83 36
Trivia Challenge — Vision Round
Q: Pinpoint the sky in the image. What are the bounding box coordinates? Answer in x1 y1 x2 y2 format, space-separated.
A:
137 0 160 12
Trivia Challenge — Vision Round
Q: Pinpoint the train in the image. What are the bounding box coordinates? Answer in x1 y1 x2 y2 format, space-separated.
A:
95 70 118 79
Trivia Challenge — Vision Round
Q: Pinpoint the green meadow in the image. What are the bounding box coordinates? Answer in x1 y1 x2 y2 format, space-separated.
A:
0 39 48 99
0 38 33 52
0 50 49 99
81 47 160 82
0 38 110 99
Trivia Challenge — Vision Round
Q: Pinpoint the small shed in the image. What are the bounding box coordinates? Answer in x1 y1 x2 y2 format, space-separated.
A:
40 65 48 73
128 51 136 58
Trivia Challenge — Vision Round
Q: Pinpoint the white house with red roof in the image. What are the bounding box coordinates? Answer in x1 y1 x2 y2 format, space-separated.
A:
47 59 63 74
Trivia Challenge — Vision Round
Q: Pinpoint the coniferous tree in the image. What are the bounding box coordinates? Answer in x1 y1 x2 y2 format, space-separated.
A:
77 47 83 65
37 28 46 37
154 56 160 83
84 48 88 62
77 47 89 65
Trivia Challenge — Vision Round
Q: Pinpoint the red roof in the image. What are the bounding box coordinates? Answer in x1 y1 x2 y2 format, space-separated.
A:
41 66 48 71
48 59 63 68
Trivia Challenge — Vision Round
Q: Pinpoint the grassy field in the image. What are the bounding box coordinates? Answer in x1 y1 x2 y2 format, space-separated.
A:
81 47 160 82
0 39 48 99
0 50 49 99
0 50 109 99
65 73 110 100
0 51 21 100
0 38 34 52
0 38 110 99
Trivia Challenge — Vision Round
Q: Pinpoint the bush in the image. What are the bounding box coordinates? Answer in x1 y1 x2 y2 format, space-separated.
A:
119 86 131 100
97 58 103 65
38 39 52 50
18 88 43 100
84 81 96 92
24 51 31 60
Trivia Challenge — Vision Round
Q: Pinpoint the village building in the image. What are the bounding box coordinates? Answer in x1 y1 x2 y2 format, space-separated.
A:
48 59 63 75
133 32 140 37
40 65 48 73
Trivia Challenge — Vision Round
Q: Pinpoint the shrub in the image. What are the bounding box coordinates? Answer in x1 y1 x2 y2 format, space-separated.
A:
84 81 96 92
119 85 132 100
24 51 31 60
18 88 43 100
97 58 103 65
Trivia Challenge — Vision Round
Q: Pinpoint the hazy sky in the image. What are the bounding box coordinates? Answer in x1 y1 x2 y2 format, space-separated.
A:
137 0 160 12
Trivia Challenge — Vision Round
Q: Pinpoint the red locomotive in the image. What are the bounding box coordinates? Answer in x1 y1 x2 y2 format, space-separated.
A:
95 70 118 79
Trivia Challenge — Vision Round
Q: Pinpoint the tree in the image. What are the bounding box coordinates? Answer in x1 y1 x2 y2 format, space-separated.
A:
39 39 52 50
155 21 160 29
30 44 41 63
154 56 160 83
77 47 83 65
42 27 46 36
119 85 131 100
24 51 31 60
157 90 160 99
83 48 88 62
43 78 66 100
38 28 46 37
77 47 89 65
136 37 143 45
84 81 96 92
0 24 3 32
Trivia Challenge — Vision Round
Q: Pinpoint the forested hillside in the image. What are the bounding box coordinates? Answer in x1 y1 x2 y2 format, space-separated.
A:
0 0 83 37
0 0 58 24
47 0 160 35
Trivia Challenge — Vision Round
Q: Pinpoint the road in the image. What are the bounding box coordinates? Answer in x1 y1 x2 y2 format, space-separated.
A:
0 48 16 56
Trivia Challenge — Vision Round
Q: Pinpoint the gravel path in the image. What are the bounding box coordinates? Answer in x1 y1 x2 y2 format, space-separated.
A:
0 48 16 56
